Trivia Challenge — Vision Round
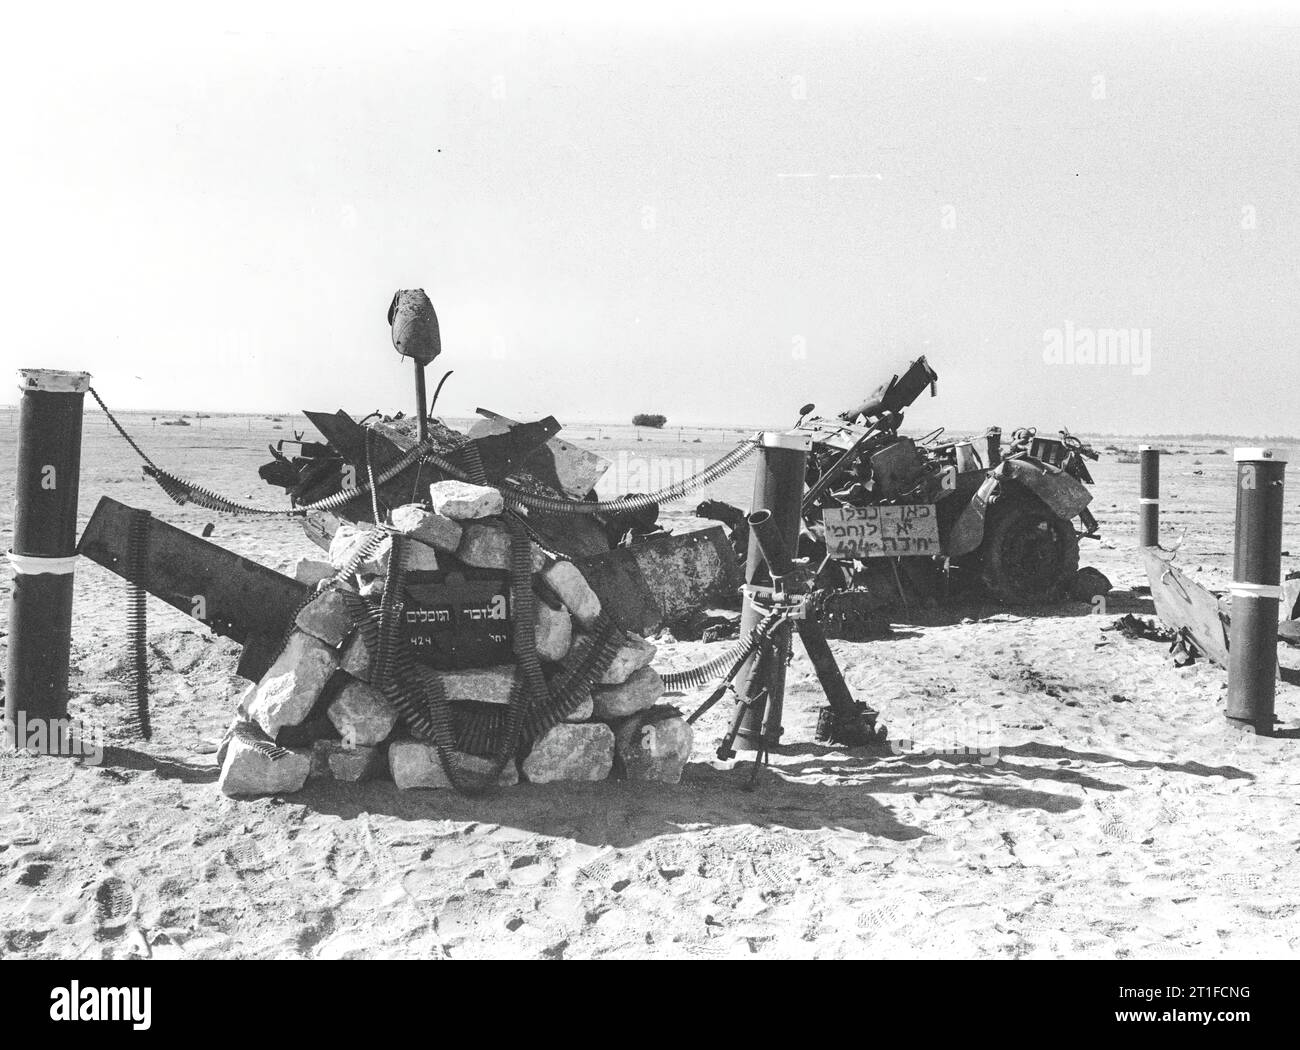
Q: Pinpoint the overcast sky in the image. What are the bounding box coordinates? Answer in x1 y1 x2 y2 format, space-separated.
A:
2 2 1297 435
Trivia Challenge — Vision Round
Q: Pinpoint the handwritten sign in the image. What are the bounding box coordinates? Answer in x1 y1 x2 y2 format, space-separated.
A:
822 504 940 559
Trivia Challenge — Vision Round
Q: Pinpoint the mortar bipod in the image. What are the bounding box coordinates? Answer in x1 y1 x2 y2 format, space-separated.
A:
709 509 885 785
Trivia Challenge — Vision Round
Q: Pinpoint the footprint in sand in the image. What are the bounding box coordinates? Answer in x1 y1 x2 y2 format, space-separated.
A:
1218 871 1268 892
751 860 799 891
1100 818 1134 842
224 840 288 896
16 810 79 844
682 939 737 959
856 897 919 937
651 839 693 878
93 876 136 937
1238 900 1296 921
575 852 618 886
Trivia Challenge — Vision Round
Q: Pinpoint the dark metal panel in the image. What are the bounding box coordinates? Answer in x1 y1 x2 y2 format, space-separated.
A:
77 496 309 646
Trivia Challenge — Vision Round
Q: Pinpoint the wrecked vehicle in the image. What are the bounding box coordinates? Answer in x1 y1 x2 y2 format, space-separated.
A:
799 356 1099 602
703 356 1100 605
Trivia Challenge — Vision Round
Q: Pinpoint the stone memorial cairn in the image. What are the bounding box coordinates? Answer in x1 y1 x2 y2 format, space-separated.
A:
218 480 693 797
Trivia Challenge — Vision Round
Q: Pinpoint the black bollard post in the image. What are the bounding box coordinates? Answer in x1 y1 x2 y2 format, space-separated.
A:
1226 448 1287 734
1138 445 1160 547
5 369 90 754
729 431 810 755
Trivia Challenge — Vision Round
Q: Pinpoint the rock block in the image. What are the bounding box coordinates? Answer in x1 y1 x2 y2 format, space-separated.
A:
535 601 573 662
328 523 391 576
591 665 663 720
543 561 601 628
614 706 693 784
521 723 614 783
562 690 595 723
598 632 657 684
402 538 440 572
295 587 353 647
245 631 338 739
389 741 519 789
294 558 336 588
391 502 463 552
339 631 373 683
428 480 504 520
439 666 519 706
456 520 547 572
328 678 399 745
311 739 383 782
219 732 311 797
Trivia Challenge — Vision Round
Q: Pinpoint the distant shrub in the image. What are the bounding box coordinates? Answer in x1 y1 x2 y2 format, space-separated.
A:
632 413 667 429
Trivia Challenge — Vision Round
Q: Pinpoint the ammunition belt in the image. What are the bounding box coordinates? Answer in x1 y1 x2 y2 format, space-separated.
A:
423 439 760 518
231 720 296 762
660 608 786 694
92 387 431 517
93 385 758 523
122 507 152 740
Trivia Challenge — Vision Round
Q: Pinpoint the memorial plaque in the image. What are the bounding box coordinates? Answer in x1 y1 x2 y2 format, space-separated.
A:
402 570 514 669
822 504 941 559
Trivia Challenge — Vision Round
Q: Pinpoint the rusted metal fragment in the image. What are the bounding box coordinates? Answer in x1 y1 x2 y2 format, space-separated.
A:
78 497 309 675
794 417 869 452
574 527 742 635
1139 548 1229 667
995 457 1093 520
303 409 369 463
471 408 610 498
367 415 611 557
302 510 340 552
947 475 998 557
464 413 562 481
237 634 286 682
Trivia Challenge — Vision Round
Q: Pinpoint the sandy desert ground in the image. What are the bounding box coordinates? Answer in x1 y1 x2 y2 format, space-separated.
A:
2 406 1299 960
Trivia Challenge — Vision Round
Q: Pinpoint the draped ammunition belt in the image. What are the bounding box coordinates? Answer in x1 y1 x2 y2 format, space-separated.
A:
90 387 758 524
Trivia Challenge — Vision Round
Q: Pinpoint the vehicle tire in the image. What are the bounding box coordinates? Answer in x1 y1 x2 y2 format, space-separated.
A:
978 495 1079 602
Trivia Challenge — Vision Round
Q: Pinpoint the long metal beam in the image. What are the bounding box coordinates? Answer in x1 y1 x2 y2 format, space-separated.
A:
77 496 309 679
